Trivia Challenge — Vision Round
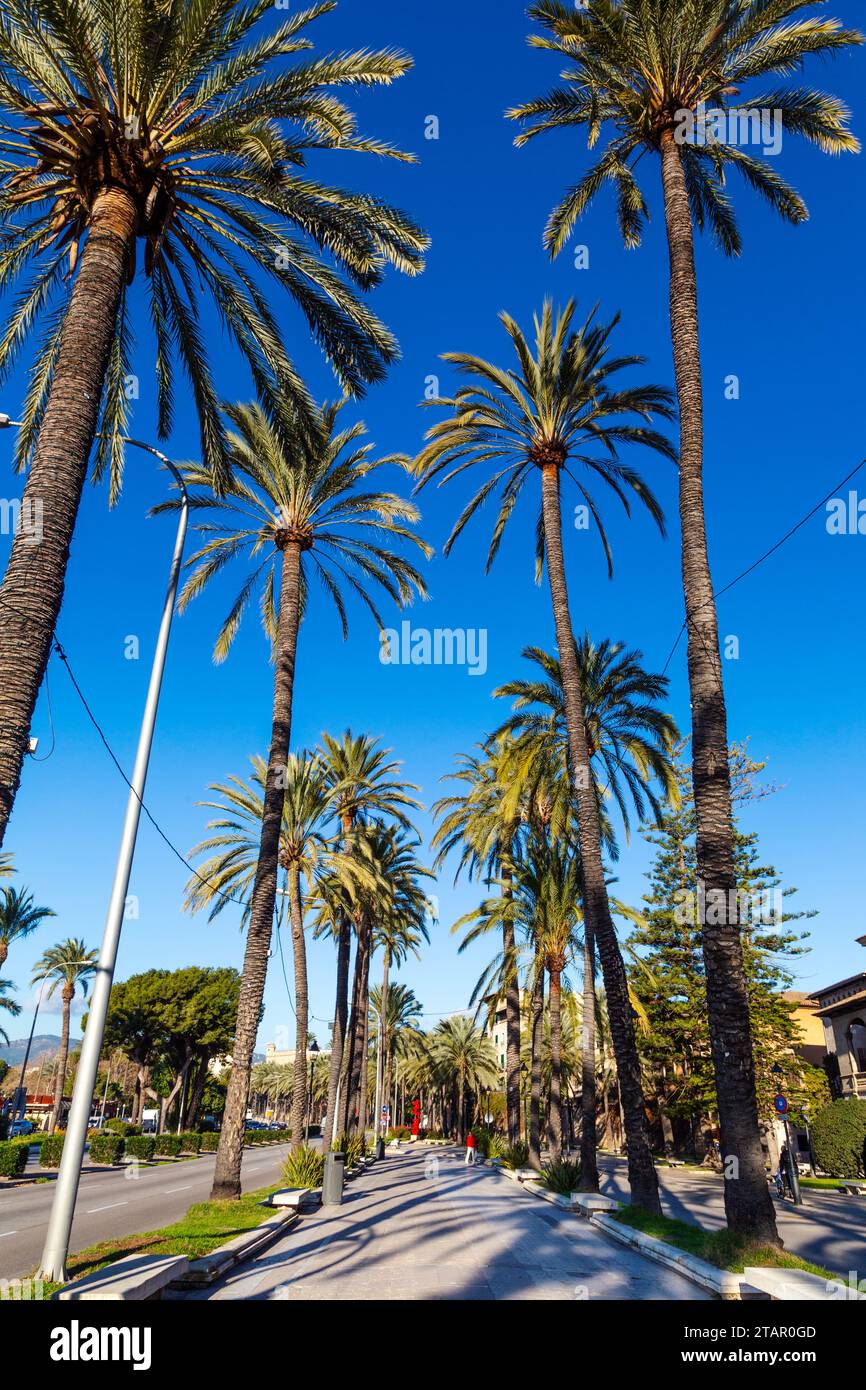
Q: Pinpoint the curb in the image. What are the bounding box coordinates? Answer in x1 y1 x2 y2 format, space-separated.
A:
588 1212 762 1300
170 1209 300 1289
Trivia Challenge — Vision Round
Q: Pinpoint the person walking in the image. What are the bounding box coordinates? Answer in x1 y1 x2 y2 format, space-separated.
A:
465 1131 477 1167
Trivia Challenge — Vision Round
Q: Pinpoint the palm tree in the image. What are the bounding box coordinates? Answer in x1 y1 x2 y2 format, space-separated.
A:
184 752 337 1151
494 634 678 1187
315 731 422 1146
0 0 428 848
174 402 428 1199
433 739 524 1142
32 938 97 1132
509 0 861 1240
0 885 55 970
414 300 675 1212
427 1016 500 1141
0 977 21 1047
370 980 422 1129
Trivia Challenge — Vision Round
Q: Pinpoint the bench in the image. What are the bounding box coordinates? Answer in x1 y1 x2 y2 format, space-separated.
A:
841 1183 866 1196
59 1254 189 1301
743 1266 865 1301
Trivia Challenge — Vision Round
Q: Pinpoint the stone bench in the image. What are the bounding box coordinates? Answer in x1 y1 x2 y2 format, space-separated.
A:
59 1254 189 1301
840 1183 866 1196
743 1266 866 1301
269 1186 321 1210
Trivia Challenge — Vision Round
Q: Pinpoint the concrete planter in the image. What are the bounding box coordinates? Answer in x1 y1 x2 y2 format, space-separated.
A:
588 1212 763 1301
170 1209 299 1289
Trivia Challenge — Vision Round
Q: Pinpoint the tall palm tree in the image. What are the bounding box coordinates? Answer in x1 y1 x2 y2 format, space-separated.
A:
0 0 428 847
184 752 338 1151
433 739 526 1142
509 0 861 1239
316 731 422 1146
174 403 428 1199
32 938 97 1132
413 300 675 1212
370 980 422 1129
494 634 678 1186
0 885 55 970
0 977 21 1047
427 1015 500 1142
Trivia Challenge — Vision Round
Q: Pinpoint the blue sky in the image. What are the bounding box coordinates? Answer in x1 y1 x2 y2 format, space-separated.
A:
1 1 864 1055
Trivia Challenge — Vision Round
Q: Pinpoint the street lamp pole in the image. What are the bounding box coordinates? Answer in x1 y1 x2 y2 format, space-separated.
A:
37 439 188 1282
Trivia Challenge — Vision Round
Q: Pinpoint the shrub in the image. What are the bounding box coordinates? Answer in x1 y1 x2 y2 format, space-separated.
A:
470 1127 492 1158
332 1133 365 1168
89 1133 125 1165
501 1140 529 1171
0 1140 28 1178
486 1133 508 1160
386 1125 411 1142
200 1131 220 1151
40 1134 65 1168
178 1132 201 1154
540 1158 582 1195
125 1135 156 1163
154 1134 182 1158
105 1119 139 1137
282 1145 325 1190
812 1099 866 1177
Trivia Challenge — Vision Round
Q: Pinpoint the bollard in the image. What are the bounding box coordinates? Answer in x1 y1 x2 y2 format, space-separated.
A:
323 1150 346 1206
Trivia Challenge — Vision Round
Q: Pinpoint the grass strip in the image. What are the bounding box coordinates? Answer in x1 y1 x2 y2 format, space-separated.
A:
611 1205 839 1281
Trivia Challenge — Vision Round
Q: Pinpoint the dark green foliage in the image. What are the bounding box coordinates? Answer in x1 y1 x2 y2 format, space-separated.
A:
154 1134 182 1158
125 1136 156 1163
200 1132 220 1151
178 1132 201 1154
104 1119 139 1137
89 1134 124 1165
39 1134 64 1167
811 1101 866 1178
541 1158 582 1194
501 1140 530 1170
0 1140 27 1177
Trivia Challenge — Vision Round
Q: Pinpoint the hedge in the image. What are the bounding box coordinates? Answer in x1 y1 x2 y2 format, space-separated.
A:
39 1134 64 1168
244 1128 291 1146
124 1135 156 1162
178 1132 201 1154
0 1140 28 1178
154 1134 182 1158
200 1132 220 1151
89 1133 125 1165
812 1099 866 1177
105 1119 140 1137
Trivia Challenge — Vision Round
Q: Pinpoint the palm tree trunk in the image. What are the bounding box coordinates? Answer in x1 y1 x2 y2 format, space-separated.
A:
287 861 309 1151
659 129 778 1243
346 923 371 1134
579 924 599 1191
211 541 302 1200
501 868 521 1144
322 911 351 1147
540 463 660 1213
548 964 563 1160
50 985 74 1134
528 958 544 1170
0 187 138 847
339 925 364 1134
380 945 391 1131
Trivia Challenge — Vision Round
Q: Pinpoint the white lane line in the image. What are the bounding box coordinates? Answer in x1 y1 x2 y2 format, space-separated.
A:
86 1201 128 1214
0 1230 18 1238
164 1185 191 1194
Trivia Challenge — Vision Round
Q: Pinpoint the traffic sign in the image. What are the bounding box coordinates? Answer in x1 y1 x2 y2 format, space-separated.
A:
773 1094 788 1115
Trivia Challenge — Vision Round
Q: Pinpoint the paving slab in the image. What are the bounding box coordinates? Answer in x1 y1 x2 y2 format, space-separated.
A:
181 1146 711 1302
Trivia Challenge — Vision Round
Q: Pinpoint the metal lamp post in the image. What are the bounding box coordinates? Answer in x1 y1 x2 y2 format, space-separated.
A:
27 436 189 1282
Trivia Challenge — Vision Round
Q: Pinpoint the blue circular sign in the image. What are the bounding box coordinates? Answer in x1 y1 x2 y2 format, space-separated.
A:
773 1094 788 1115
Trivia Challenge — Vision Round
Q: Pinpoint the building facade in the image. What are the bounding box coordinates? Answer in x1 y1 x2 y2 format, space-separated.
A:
811 935 866 1101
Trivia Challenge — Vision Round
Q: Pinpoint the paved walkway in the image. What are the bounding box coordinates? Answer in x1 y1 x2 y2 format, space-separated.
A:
189 1147 710 1301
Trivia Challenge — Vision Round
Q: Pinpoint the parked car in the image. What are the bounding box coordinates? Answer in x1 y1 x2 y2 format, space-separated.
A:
10 1118 34 1137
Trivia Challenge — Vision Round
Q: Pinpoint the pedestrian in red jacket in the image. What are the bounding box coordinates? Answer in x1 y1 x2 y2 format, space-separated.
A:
465 1131 477 1166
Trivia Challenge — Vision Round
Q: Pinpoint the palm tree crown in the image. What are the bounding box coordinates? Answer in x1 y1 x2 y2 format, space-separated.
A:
168 397 430 656
0 0 429 480
31 937 97 998
412 299 676 575
0 976 21 1045
508 0 861 258
0 884 55 970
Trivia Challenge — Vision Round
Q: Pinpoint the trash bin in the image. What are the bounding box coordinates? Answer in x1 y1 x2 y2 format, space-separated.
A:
323 1150 346 1206
375 1137 385 1161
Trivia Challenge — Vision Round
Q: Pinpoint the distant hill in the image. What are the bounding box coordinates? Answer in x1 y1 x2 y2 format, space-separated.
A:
0 1035 82 1067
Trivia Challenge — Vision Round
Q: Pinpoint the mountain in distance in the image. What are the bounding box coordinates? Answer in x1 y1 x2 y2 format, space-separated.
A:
0 1035 82 1067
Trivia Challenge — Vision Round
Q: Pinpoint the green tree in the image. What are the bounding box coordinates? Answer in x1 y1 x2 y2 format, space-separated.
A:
413 299 674 1212
0 0 428 847
427 1015 500 1142
0 886 55 971
510 0 861 1242
172 401 428 1199
32 938 97 1132
0 977 21 1046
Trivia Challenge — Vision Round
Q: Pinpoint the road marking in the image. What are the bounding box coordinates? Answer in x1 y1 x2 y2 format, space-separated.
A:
164 1185 191 1194
0 1230 18 1238
86 1201 128 1213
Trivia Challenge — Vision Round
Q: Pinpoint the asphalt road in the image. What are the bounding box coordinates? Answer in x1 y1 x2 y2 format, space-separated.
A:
598 1155 866 1280
0 1142 292 1282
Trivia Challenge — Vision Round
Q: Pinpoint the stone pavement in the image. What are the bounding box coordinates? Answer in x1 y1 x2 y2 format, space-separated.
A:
187 1146 711 1301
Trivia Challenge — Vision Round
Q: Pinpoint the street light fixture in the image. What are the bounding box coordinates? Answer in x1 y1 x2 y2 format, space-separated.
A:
0 427 191 1282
